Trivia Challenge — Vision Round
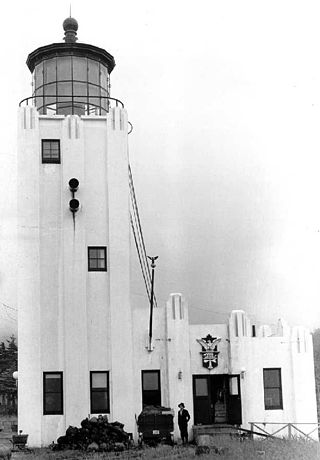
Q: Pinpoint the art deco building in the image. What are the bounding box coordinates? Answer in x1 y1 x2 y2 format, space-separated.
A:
17 18 318 446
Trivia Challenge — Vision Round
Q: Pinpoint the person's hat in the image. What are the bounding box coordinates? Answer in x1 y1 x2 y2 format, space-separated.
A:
178 402 185 408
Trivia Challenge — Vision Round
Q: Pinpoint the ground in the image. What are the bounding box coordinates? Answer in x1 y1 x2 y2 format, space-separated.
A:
8 438 320 460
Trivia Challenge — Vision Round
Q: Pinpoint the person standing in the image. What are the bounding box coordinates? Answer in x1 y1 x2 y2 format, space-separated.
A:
178 402 190 444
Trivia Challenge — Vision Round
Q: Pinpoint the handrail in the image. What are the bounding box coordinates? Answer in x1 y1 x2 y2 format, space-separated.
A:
249 422 320 441
19 94 124 111
193 424 277 440
19 94 134 134
250 422 320 425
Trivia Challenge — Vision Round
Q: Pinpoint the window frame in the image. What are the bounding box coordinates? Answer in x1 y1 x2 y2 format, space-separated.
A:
141 370 161 408
90 371 110 414
263 368 283 410
41 139 61 164
88 246 107 272
43 371 63 415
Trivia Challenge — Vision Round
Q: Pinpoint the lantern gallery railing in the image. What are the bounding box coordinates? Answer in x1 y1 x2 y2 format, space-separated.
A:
19 94 124 116
249 422 320 441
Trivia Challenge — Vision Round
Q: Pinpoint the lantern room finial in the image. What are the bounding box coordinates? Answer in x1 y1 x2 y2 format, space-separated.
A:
63 16 78 43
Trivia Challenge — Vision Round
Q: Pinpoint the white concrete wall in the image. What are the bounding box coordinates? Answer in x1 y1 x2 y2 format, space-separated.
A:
18 107 133 446
132 303 168 433
106 108 134 431
290 327 318 438
227 311 318 439
132 294 193 441
187 310 318 439
17 106 42 446
17 112 318 448
165 294 193 440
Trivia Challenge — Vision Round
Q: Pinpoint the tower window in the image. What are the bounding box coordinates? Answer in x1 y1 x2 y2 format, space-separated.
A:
263 368 283 410
141 370 161 407
42 139 60 164
88 247 107 271
43 372 63 415
90 371 109 413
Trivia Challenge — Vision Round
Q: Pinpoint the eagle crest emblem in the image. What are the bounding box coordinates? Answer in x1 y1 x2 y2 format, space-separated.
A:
197 334 221 369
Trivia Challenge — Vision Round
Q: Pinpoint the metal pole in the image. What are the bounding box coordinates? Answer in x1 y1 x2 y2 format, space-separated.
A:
147 256 158 352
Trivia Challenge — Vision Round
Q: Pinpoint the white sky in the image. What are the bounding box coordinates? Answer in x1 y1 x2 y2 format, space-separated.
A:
0 0 320 337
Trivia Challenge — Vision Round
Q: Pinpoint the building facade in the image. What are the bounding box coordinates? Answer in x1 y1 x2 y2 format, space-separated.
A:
17 19 318 447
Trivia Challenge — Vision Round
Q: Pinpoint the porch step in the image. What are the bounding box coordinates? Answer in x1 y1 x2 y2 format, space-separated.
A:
214 401 227 423
193 424 242 445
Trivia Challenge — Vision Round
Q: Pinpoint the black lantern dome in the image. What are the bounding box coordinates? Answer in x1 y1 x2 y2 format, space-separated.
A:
25 18 118 116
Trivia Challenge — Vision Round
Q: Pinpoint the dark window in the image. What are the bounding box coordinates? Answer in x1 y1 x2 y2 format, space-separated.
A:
88 247 107 271
43 372 63 415
42 140 60 164
90 371 109 414
142 370 161 407
263 368 283 410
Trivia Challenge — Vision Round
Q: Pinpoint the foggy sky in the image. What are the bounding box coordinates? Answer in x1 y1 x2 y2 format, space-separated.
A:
1 0 320 338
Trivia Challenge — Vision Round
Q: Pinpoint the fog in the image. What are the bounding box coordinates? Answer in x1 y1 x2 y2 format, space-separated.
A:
0 0 320 338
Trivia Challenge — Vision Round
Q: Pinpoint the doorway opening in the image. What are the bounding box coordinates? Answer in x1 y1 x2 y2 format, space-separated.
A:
193 374 242 425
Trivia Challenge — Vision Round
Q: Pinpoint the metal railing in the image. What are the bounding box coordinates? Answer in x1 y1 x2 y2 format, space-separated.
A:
19 94 133 134
249 422 320 441
19 94 124 116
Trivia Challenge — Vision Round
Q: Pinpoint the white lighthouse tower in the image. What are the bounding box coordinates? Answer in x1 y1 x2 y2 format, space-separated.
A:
17 18 134 446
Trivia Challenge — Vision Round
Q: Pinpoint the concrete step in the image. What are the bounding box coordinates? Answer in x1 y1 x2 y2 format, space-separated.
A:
193 424 242 445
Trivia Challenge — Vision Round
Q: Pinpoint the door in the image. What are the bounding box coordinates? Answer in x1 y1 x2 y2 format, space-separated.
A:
227 375 242 425
193 375 227 425
193 376 212 424
211 375 228 423
193 374 242 425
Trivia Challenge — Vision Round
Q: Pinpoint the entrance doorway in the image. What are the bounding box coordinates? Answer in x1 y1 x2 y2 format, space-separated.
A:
193 374 242 425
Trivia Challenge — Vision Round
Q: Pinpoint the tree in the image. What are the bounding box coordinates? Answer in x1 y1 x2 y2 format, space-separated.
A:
312 329 320 423
0 335 17 414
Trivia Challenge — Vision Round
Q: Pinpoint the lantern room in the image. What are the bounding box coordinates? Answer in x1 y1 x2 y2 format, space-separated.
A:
24 17 119 116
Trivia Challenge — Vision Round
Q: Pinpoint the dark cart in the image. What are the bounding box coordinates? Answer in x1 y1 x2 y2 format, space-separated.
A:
137 406 174 446
11 432 29 451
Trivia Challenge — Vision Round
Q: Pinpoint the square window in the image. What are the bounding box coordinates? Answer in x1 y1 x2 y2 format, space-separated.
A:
43 372 63 415
90 371 109 414
141 370 161 407
42 140 60 164
263 368 283 410
142 372 159 391
88 247 107 272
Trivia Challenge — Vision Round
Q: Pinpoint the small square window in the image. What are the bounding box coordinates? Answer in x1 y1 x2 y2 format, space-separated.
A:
43 372 63 415
42 140 60 164
88 247 107 271
90 371 109 414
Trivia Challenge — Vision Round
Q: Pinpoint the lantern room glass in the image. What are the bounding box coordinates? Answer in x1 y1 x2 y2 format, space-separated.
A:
33 55 110 115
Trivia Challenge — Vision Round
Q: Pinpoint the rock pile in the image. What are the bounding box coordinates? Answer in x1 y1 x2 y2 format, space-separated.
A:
53 415 131 452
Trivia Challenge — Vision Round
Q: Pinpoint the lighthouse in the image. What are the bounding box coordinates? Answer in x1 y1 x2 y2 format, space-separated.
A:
16 17 320 449
17 17 134 446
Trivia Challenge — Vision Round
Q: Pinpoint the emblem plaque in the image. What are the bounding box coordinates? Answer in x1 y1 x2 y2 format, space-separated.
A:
197 334 221 369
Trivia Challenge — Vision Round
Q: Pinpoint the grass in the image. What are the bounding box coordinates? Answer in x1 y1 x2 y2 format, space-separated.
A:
12 437 320 460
